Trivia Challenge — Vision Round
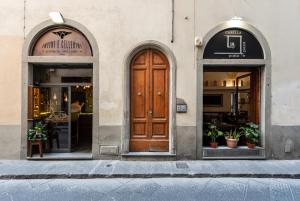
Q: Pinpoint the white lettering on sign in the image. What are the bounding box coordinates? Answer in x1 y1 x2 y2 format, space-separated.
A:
224 30 242 35
32 28 92 56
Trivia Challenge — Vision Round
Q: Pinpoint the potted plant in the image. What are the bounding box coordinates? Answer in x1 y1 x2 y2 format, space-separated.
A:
225 129 241 148
240 122 260 148
27 121 48 141
207 123 223 148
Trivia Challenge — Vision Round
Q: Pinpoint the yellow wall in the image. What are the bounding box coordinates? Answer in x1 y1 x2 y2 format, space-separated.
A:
0 37 23 124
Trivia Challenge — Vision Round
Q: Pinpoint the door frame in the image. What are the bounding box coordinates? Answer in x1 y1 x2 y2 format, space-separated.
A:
122 41 177 154
21 19 99 159
196 21 272 159
36 83 93 152
36 85 72 152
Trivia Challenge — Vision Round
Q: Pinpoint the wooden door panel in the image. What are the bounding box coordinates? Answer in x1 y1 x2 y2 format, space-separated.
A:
130 49 169 152
152 53 165 65
149 141 169 152
130 140 149 152
151 123 168 138
250 69 260 124
131 50 149 140
134 53 147 65
132 69 147 118
132 123 147 138
236 69 260 124
28 86 33 119
152 69 167 118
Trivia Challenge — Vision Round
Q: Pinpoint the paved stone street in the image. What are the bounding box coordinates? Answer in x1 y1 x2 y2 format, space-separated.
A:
0 178 299 201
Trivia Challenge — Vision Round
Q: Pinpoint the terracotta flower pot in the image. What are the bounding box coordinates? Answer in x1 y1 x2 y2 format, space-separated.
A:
226 139 238 148
210 142 218 148
247 142 255 149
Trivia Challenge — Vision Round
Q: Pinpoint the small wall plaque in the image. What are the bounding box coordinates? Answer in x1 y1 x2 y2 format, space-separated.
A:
176 98 187 113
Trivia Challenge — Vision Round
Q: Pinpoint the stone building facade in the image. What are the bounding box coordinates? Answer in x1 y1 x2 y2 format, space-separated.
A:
0 0 299 160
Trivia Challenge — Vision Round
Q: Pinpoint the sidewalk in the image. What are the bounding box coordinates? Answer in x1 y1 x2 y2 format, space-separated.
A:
0 160 300 179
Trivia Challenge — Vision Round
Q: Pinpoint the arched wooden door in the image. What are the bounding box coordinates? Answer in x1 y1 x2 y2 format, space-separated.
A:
130 49 169 152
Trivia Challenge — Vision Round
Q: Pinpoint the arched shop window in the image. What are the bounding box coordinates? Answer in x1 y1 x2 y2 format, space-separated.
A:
201 26 269 159
24 24 96 158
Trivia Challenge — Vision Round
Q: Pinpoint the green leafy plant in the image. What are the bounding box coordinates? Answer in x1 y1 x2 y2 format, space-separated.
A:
225 129 241 140
27 121 48 141
207 123 223 143
240 122 260 144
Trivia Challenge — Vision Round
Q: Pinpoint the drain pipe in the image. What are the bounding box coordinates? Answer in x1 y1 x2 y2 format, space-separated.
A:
171 0 174 43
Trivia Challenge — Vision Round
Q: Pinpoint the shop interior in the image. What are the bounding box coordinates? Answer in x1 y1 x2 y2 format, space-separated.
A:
28 64 93 157
203 67 261 147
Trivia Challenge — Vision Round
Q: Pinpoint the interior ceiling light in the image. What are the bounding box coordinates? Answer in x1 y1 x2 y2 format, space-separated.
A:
49 12 64 24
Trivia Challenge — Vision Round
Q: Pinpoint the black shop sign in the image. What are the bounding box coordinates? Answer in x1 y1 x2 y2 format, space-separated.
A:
203 29 264 59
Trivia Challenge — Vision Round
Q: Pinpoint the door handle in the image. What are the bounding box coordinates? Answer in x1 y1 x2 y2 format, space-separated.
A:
149 110 152 114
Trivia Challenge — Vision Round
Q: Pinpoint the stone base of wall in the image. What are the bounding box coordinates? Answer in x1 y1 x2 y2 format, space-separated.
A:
176 126 197 160
2 124 300 160
203 146 265 159
267 125 300 159
0 125 21 159
94 126 121 159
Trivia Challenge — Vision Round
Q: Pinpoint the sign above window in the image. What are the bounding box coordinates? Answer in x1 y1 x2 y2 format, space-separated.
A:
203 28 263 59
31 27 92 56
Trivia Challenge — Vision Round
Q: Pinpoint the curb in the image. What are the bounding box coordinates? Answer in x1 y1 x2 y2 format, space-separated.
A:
1 173 300 180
